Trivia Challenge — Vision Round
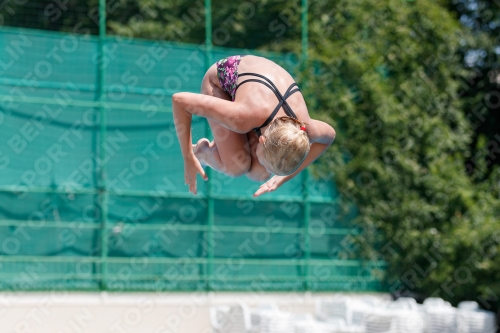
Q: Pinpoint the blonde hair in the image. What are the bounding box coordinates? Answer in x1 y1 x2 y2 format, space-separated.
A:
262 116 310 176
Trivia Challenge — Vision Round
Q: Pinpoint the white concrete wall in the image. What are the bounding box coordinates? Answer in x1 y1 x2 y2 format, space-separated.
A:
0 292 390 333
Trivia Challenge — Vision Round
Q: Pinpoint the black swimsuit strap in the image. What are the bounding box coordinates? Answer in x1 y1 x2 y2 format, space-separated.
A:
254 83 301 130
235 72 301 135
237 73 299 119
238 73 288 96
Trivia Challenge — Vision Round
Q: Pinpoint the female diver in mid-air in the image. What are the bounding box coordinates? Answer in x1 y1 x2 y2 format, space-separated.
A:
172 55 336 197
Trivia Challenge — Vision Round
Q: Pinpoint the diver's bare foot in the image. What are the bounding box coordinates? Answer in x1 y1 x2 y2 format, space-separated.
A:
193 138 210 167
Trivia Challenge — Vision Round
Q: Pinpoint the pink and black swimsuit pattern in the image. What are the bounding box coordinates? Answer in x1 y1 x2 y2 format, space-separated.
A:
216 55 245 101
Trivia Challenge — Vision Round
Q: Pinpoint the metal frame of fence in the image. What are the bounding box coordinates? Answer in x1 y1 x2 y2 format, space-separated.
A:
0 0 387 292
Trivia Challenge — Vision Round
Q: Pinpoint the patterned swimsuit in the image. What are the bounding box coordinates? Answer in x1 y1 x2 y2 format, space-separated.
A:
216 55 245 101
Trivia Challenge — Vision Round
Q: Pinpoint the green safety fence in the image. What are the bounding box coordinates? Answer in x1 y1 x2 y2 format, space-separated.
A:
0 0 386 292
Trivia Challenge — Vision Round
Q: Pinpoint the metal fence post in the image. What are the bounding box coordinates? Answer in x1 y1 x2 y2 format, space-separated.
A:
302 0 308 62
301 0 311 291
302 170 311 290
205 0 213 68
98 0 108 290
204 0 214 291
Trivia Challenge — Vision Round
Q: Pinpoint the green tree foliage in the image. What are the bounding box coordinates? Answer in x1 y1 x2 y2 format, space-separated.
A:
302 0 500 305
0 0 99 34
447 0 500 182
106 0 301 48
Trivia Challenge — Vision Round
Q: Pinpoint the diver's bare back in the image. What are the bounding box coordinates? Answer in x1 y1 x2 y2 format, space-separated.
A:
213 55 310 129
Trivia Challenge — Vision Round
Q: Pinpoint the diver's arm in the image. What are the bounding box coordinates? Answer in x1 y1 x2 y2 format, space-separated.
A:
283 119 336 180
253 120 336 197
172 92 251 194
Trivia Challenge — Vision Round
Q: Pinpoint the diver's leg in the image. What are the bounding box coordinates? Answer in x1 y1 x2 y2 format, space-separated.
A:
193 65 251 177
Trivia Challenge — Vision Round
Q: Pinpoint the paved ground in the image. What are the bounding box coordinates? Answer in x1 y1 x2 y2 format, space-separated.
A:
1 291 390 333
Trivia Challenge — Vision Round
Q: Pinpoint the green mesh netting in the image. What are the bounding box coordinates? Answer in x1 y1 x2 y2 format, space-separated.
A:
0 27 385 292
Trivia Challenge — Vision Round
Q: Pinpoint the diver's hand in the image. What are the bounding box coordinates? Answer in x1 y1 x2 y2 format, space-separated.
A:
253 175 287 197
184 154 208 195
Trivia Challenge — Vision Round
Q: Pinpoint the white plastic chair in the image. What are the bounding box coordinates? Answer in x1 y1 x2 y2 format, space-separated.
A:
364 309 394 333
456 302 496 333
316 296 349 323
423 297 457 333
424 297 452 308
316 295 374 327
458 301 480 311
210 302 252 333
386 297 425 333
315 296 369 333
250 304 293 333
